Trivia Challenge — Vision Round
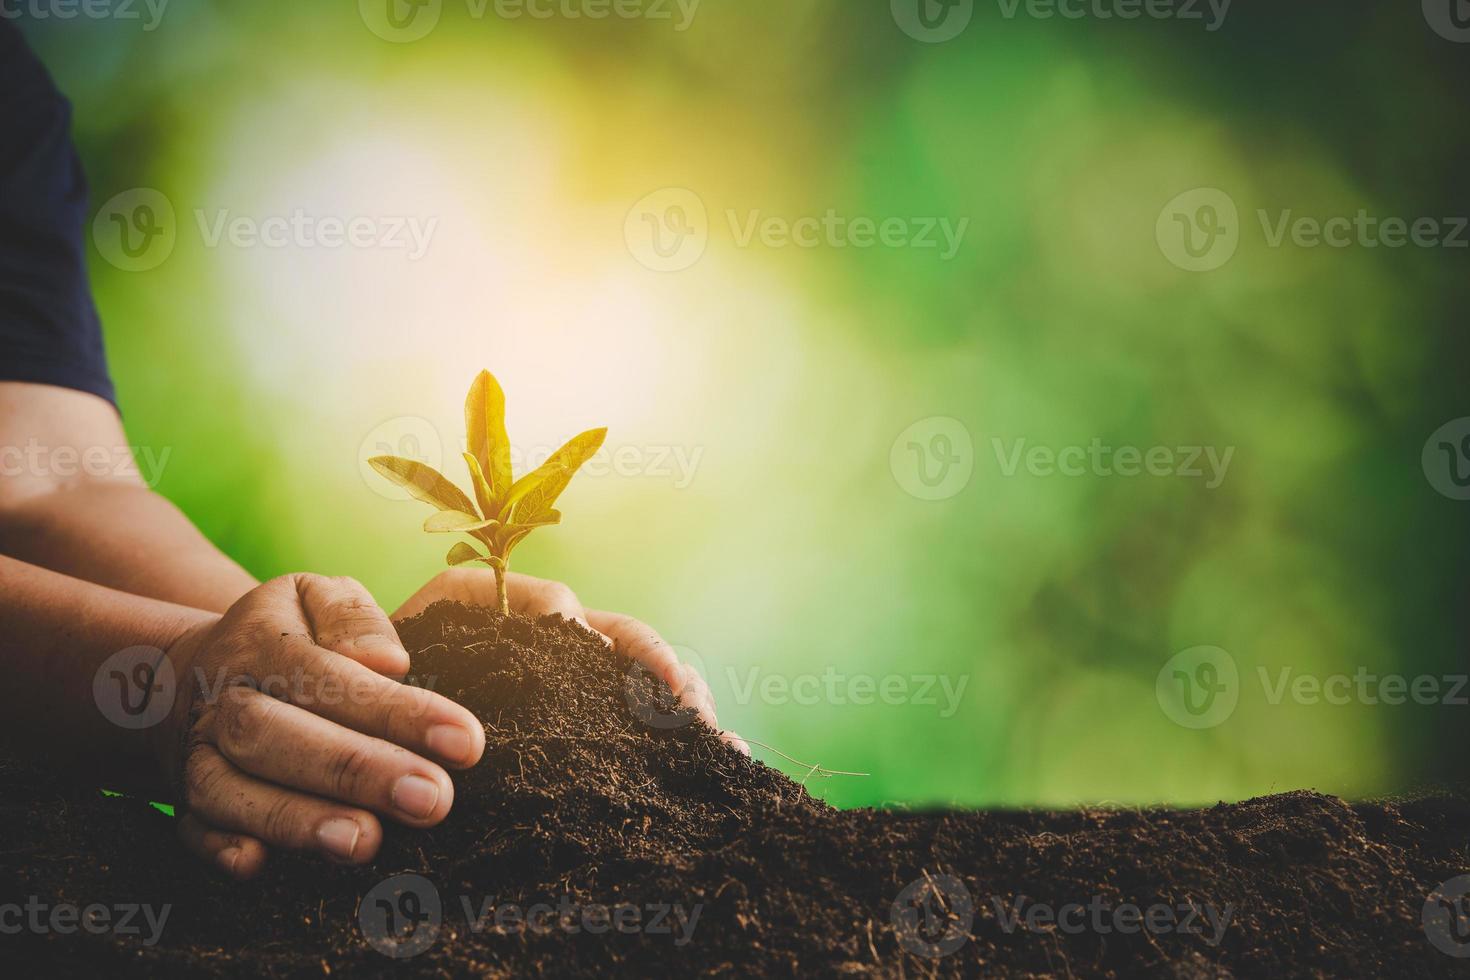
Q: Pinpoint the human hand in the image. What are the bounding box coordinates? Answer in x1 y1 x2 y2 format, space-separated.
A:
395 568 747 755
155 575 486 879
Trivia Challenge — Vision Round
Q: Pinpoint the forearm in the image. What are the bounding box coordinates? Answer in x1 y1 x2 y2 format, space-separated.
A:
0 480 257 612
0 381 258 612
0 554 216 791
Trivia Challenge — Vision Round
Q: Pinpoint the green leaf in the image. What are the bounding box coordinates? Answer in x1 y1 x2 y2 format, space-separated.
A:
424 510 498 533
462 452 495 521
500 428 606 523
446 541 487 566
464 370 513 504
369 456 477 515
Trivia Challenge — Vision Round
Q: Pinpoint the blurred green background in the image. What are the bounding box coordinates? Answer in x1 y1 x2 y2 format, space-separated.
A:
22 2 1468 808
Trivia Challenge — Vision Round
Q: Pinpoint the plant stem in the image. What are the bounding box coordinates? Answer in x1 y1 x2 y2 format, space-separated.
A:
493 562 509 615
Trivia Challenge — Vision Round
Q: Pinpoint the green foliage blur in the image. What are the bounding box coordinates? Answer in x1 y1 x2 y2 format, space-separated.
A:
22 2 1467 808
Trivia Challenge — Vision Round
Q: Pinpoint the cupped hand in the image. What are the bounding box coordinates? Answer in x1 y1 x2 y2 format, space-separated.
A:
395 568 747 755
156 574 486 880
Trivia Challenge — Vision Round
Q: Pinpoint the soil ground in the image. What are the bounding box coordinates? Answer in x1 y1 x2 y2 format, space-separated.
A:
1 601 1467 977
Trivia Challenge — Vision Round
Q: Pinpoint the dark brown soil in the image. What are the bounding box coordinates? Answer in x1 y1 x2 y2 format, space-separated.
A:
2 601 1468 978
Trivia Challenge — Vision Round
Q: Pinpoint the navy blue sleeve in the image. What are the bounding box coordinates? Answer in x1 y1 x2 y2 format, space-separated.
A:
0 21 115 407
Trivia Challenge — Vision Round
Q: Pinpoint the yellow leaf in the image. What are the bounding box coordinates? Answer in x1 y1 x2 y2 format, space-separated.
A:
500 428 606 523
424 510 497 533
369 456 477 515
464 370 513 504
446 541 488 566
462 452 495 521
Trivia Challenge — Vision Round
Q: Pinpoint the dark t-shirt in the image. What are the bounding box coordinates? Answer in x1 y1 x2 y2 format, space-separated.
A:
0 21 115 406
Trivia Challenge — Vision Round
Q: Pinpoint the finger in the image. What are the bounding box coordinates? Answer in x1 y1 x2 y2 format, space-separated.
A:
296 575 410 678
181 744 383 864
668 662 719 731
505 573 592 630
177 813 269 880
586 610 680 683
210 687 455 827
256 635 485 769
721 731 752 757
588 610 719 729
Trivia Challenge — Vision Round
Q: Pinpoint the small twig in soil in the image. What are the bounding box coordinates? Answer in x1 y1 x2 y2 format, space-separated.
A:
737 738 869 779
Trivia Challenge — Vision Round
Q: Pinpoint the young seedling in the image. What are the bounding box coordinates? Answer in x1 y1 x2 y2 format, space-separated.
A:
370 370 606 615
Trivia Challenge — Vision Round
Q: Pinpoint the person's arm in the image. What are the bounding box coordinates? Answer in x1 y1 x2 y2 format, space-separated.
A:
0 553 212 787
0 382 258 612
0 556 487 879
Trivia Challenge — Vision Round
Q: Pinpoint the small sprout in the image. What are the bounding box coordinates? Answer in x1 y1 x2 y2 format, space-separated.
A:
370 370 606 615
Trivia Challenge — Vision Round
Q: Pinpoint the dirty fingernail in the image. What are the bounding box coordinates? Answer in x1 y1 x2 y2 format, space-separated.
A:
392 774 441 819
316 818 361 861
426 724 475 764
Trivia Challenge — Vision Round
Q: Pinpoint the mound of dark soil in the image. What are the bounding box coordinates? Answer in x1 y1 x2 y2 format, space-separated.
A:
2 601 1467 977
